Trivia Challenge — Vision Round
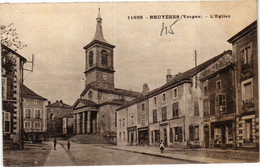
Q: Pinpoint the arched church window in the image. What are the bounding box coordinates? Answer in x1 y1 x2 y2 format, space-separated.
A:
89 51 93 67
101 51 108 66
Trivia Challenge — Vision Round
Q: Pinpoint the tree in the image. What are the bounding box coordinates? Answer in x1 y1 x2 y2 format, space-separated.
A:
1 23 27 75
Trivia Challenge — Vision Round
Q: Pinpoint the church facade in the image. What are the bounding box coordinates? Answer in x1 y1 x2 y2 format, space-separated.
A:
72 9 141 141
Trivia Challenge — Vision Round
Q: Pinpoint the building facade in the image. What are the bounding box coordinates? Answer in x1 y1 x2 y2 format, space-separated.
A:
116 51 233 148
46 100 73 137
228 20 259 149
200 51 236 148
2 44 26 147
72 9 141 142
22 85 48 141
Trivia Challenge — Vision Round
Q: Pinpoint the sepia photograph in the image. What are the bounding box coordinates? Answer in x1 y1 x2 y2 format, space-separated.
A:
0 0 259 166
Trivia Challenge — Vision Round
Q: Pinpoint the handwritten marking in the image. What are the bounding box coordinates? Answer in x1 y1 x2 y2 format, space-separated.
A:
160 19 180 36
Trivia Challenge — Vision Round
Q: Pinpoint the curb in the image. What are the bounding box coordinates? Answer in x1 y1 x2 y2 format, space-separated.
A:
100 146 205 164
59 143 79 166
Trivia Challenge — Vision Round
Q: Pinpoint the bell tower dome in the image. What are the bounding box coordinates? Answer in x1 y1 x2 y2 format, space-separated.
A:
83 8 115 90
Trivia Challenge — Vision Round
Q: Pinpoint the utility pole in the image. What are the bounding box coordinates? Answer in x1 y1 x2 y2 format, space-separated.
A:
194 50 198 67
194 50 198 88
21 54 34 149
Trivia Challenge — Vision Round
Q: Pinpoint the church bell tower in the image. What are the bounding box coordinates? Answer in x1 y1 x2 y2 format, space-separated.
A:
83 8 115 90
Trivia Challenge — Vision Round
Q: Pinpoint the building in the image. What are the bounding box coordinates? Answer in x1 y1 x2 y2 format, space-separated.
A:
46 100 73 137
72 9 141 142
22 85 48 142
2 44 26 147
199 51 235 148
116 50 233 148
62 113 74 136
228 20 259 149
116 84 149 146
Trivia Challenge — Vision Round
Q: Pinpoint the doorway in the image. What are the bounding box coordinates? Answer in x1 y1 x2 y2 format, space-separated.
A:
163 129 167 146
204 126 209 148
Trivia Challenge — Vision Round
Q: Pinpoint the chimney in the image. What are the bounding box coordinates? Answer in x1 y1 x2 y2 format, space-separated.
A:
60 100 63 104
142 83 149 96
166 69 173 82
48 101 51 105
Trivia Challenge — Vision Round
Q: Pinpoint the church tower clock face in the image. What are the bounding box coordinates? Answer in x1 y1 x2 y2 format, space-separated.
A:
103 74 108 81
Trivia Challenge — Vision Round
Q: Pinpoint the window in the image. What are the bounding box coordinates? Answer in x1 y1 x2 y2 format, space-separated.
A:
162 93 166 101
101 51 108 66
194 100 199 115
175 127 183 142
204 86 208 96
242 79 253 103
119 119 121 128
162 106 167 121
131 116 134 125
216 80 221 90
194 126 199 140
170 128 173 143
218 94 226 113
89 51 93 67
151 131 154 143
2 77 7 100
119 132 121 140
24 121 31 130
4 112 11 133
123 118 125 127
203 99 209 116
50 114 54 120
173 88 178 98
241 44 252 65
34 100 37 104
34 122 41 130
153 109 157 123
189 126 194 141
172 102 179 118
123 132 125 140
34 109 41 119
154 97 157 105
25 108 31 118
142 103 145 111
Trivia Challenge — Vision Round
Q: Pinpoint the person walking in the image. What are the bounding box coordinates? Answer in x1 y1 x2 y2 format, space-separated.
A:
54 138 57 150
67 141 71 151
159 139 165 153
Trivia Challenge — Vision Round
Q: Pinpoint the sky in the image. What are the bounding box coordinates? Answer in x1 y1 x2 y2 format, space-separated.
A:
0 1 257 105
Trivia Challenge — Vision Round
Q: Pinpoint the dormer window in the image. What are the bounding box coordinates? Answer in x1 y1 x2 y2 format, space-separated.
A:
173 88 178 98
89 51 93 67
162 93 166 101
101 51 108 66
216 80 221 90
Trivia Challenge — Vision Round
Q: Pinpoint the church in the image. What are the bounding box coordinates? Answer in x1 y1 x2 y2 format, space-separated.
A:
72 9 141 142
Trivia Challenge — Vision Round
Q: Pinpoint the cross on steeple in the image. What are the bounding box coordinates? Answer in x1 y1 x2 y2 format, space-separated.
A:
93 8 107 43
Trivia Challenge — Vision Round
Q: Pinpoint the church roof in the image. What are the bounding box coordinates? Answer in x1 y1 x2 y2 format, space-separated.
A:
80 83 142 98
84 8 115 49
22 85 47 101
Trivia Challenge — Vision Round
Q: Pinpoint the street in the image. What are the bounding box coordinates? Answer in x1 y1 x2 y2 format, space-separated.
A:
56 141 191 165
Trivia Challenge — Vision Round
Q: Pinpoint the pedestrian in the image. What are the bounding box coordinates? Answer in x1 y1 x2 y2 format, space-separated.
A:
54 138 57 150
67 141 71 151
159 139 164 153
